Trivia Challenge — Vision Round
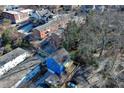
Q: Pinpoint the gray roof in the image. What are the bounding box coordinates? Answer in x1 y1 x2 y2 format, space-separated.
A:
0 47 28 67
48 48 70 65
34 14 70 31
0 56 42 88
31 9 52 20
37 9 52 17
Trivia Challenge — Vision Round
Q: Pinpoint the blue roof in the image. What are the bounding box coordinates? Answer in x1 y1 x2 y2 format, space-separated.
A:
20 24 33 33
46 58 65 75
16 64 48 87
35 71 51 87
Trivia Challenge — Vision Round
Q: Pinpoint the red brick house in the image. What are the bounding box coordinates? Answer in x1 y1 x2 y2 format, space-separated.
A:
32 14 70 39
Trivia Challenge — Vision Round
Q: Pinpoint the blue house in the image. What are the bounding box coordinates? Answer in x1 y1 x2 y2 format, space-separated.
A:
46 58 65 75
13 48 72 88
45 48 70 75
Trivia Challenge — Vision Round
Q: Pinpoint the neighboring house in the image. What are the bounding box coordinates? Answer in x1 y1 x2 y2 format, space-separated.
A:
4 5 19 11
30 28 64 57
44 48 74 87
48 32 63 50
45 58 65 75
37 30 64 55
45 48 71 75
30 9 53 23
0 47 31 76
46 28 64 49
32 14 70 39
3 8 33 24
40 39 57 54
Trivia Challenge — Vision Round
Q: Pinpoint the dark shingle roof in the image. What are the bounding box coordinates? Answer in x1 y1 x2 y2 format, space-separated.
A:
34 14 70 31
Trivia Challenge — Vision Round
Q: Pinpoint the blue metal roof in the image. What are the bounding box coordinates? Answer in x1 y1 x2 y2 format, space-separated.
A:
46 58 65 75
20 23 33 33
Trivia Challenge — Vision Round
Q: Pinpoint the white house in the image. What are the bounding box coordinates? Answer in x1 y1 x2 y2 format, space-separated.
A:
0 47 31 76
3 8 33 24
